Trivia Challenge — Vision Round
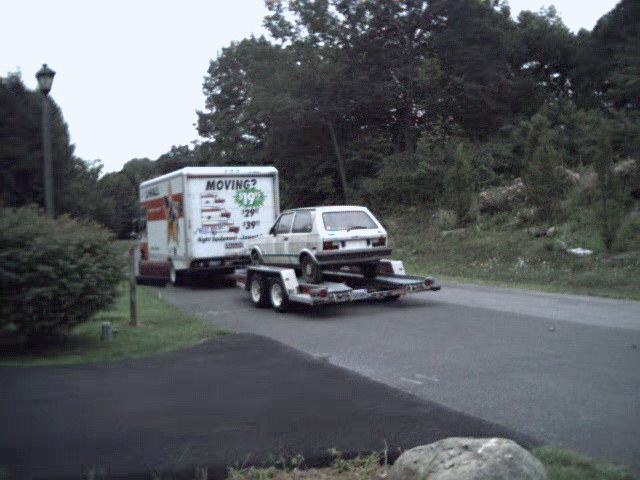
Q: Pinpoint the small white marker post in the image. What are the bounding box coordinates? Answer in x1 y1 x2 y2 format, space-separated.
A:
101 322 112 343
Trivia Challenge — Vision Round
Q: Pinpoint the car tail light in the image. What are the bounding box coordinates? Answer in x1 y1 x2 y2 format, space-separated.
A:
372 237 386 247
323 241 339 250
424 278 432 287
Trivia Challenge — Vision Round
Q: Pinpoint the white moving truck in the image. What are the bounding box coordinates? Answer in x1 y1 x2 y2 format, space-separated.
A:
139 166 279 285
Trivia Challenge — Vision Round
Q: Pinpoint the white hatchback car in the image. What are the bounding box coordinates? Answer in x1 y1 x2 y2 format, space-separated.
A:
249 205 392 283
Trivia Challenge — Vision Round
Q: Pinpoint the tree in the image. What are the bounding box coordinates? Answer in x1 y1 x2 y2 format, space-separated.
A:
573 0 640 113
515 7 576 102
197 37 283 165
96 158 157 238
444 142 474 224
0 72 108 220
520 114 567 221
594 130 623 250
428 0 524 138
1 73 47 208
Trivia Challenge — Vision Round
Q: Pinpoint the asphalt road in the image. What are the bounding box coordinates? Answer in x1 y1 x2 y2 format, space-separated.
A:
158 278 640 471
1 334 534 479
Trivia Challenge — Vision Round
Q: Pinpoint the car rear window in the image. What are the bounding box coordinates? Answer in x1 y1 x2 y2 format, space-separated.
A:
322 211 378 231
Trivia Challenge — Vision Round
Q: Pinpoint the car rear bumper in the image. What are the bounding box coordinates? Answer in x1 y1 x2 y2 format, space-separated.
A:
314 247 392 265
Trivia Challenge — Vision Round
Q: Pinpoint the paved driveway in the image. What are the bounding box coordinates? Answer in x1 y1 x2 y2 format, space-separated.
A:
0 334 535 480
157 279 640 471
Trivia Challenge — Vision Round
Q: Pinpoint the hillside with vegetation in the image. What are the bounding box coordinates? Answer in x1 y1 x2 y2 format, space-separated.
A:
2 0 638 296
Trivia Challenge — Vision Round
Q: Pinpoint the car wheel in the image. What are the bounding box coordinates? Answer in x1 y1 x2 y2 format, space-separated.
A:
249 273 269 308
269 278 290 313
301 255 322 283
361 261 379 279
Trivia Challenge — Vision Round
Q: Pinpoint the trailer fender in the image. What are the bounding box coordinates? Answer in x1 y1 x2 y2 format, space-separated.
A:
379 259 406 275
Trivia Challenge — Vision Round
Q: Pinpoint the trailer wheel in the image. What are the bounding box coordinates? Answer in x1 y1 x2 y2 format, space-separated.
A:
269 279 290 313
301 255 322 283
361 261 379 279
383 294 401 302
249 273 269 308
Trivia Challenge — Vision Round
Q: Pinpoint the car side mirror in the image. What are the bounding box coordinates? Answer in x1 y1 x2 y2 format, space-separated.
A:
269 226 276 235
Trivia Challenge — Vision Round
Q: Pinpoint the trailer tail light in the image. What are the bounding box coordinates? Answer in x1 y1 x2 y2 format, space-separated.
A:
372 237 386 247
300 285 328 298
311 288 328 298
323 241 339 251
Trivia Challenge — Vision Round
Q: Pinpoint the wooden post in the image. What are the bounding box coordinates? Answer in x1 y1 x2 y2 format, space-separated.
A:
129 245 137 326
195 466 208 480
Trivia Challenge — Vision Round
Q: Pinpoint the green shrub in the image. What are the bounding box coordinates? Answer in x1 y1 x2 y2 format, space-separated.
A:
0 206 124 340
432 209 458 230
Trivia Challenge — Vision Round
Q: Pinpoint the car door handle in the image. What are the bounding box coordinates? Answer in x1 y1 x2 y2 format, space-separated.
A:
283 237 289 241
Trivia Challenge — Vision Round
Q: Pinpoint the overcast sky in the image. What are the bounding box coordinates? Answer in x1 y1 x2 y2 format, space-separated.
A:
1 0 620 174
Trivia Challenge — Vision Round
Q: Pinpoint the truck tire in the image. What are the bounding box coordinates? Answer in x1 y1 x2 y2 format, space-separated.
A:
269 278 290 313
249 273 269 308
169 262 186 286
301 255 322 283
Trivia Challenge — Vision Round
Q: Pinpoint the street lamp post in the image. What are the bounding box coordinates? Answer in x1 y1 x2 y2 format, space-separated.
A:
36 64 56 218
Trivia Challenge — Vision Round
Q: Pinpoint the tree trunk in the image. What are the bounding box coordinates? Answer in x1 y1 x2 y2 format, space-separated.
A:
327 119 348 203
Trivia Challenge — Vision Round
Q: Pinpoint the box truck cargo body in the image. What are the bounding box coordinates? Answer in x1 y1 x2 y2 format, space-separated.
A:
139 166 279 284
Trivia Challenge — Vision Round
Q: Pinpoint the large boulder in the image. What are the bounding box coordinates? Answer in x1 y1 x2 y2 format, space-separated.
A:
389 437 547 480
478 178 525 214
615 158 640 199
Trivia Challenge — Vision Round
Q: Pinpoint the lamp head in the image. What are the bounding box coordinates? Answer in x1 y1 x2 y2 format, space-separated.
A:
36 64 56 95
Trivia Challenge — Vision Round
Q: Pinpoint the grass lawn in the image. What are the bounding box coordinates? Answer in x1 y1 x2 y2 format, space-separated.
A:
384 211 640 300
0 282 229 366
226 447 639 480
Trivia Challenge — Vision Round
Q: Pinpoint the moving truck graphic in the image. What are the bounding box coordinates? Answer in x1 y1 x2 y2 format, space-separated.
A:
139 166 279 285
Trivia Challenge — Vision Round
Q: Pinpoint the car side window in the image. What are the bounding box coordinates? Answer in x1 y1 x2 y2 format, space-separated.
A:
275 213 294 234
292 211 313 233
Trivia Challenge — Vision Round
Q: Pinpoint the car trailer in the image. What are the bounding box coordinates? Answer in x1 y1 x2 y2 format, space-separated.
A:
235 259 441 312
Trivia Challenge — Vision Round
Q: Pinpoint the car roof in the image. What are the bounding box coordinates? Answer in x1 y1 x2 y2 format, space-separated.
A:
282 205 370 214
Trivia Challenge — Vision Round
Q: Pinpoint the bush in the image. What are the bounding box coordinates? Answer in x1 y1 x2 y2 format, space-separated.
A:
0 206 124 340
358 152 443 212
432 209 459 230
